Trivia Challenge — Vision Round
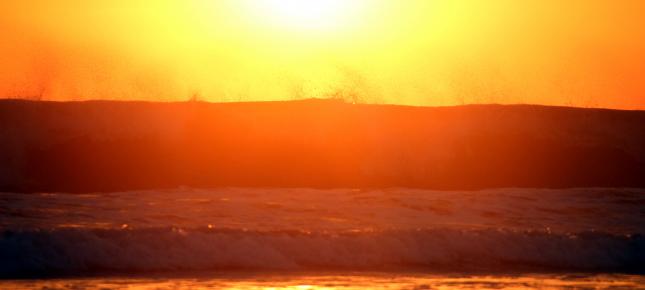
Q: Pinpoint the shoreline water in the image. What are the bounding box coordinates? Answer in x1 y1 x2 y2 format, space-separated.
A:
2 272 644 289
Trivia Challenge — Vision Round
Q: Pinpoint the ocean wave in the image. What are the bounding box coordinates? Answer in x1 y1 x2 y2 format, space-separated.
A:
1 228 642 277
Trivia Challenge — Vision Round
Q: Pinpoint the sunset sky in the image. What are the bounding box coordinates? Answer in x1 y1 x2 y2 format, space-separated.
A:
1 0 644 109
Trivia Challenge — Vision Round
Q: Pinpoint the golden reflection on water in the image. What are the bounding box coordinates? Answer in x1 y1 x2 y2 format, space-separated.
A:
3 274 644 290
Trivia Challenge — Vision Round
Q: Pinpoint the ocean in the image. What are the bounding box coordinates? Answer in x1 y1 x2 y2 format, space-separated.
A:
1 188 643 289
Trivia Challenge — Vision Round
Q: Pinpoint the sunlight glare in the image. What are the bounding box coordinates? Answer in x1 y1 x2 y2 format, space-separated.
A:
256 0 359 31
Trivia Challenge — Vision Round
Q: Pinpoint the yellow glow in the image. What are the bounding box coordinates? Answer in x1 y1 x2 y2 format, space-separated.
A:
1 1 645 109
253 0 360 31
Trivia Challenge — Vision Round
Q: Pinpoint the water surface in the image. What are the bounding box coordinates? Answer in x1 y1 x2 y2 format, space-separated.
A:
1 188 643 287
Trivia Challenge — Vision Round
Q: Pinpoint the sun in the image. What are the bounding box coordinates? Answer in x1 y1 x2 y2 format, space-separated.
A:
255 0 359 31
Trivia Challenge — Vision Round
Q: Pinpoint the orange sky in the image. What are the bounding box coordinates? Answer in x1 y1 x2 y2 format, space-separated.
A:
1 0 644 109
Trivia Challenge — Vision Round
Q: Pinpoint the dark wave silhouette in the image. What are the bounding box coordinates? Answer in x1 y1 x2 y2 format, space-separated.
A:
1 99 644 192
1 227 643 278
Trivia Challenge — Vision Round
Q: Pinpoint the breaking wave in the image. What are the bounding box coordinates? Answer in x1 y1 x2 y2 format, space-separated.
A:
1 228 643 277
